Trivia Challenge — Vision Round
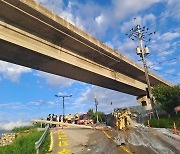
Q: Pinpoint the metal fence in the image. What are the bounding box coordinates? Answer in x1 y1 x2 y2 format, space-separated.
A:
35 125 49 154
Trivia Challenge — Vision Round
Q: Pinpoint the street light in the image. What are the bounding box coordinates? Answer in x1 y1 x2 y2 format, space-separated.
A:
55 94 72 122
94 94 99 123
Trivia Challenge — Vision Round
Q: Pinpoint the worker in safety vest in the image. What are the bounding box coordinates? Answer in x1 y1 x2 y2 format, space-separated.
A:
122 112 126 129
119 114 123 130
74 113 79 124
67 114 72 123
47 114 51 121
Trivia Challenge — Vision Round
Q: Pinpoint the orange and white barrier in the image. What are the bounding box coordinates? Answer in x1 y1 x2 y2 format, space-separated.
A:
148 120 150 128
174 122 177 134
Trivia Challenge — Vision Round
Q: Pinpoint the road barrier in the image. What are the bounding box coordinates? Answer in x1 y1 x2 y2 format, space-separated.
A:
35 125 49 154
31 119 92 129
148 120 150 128
174 122 177 134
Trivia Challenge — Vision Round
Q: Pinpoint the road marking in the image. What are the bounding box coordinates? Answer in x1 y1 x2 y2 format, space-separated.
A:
120 145 133 154
102 130 133 154
58 131 72 153
49 131 53 152
102 130 111 139
150 131 157 136
58 149 71 154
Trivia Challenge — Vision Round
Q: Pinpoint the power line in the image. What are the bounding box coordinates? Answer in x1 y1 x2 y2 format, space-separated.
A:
148 45 176 56
149 68 180 78
149 6 180 27
144 7 180 35
148 56 180 66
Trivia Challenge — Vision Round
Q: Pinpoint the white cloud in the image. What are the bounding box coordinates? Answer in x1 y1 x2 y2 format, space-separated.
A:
73 85 137 114
29 100 45 106
167 61 177 66
165 69 175 74
75 87 92 103
0 61 31 82
35 71 75 88
36 0 161 38
120 14 156 33
143 14 156 23
95 14 105 25
0 102 28 110
111 0 160 21
0 120 31 130
160 32 180 41
157 50 174 57
147 60 162 70
47 101 55 106
105 41 114 49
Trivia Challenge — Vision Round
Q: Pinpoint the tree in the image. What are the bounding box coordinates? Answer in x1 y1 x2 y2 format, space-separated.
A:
87 108 94 116
87 108 105 123
152 84 180 115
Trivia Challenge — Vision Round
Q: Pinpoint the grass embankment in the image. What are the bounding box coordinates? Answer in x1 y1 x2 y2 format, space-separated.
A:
0 123 50 154
144 115 180 130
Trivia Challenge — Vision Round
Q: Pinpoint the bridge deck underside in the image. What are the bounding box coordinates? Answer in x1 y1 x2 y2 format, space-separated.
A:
0 40 146 96
0 0 171 97
0 0 170 87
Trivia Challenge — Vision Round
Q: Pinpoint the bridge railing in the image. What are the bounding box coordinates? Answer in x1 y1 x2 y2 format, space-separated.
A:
36 0 90 34
35 125 49 154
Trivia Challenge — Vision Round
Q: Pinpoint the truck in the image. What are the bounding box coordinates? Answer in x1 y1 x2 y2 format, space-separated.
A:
78 113 94 125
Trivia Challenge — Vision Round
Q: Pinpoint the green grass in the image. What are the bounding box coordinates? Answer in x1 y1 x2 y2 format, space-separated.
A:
144 115 180 130
0 124 50 154
40 130 51 154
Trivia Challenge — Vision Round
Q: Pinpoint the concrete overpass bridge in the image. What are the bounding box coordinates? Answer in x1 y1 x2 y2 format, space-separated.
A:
0 0 171 99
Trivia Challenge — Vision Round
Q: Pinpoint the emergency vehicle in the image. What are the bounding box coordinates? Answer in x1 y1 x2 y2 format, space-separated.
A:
78 113 94 125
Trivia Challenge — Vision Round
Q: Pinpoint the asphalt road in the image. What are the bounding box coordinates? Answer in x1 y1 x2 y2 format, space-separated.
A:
50 125 180 154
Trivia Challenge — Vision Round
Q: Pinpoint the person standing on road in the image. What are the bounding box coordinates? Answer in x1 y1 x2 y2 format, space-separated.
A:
52 114 56 127
67 114 72 123
74 113 79 124
47 114 51 121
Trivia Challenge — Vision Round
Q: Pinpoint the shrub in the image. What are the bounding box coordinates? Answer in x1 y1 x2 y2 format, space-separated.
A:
144 115 180 130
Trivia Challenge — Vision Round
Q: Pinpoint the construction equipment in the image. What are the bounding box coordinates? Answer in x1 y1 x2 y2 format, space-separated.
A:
113 108 131 130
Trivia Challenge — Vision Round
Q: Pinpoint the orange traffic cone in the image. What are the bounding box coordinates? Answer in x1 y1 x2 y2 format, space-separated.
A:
56 125 58 132
174 122 177 134
148 120 150 128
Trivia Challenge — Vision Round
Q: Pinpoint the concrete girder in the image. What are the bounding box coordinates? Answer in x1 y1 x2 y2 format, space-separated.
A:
0 0 172 88
0 20 147 96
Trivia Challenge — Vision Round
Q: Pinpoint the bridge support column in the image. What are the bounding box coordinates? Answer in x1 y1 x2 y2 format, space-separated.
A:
137 95 152 110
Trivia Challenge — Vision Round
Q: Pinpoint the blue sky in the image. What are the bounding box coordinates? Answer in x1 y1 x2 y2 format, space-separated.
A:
0 0 179 130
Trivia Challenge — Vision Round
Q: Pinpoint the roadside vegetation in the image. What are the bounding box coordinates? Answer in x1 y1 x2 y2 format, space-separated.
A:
144 115 180 130
87 109 105 123
144 84 180 130
0 123 50 154
152 84 180 115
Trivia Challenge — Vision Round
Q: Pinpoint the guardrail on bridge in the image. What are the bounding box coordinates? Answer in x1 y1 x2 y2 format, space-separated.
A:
35 125 49 154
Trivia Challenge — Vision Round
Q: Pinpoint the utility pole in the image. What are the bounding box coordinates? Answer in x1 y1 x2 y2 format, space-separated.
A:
110 102 113 114
126 18 159 119
94 94 99 123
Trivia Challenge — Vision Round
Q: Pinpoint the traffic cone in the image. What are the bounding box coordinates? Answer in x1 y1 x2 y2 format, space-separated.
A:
56 125 58 132
173 122 177 134
148 120 150 128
